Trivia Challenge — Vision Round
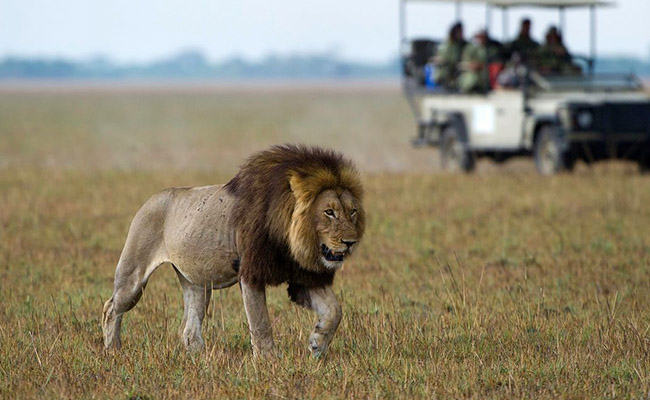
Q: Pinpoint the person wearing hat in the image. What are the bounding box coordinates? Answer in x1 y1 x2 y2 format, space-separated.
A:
458 29 501 93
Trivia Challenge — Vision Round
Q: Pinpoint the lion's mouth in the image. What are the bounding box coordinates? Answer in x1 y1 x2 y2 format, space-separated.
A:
321 244 346 262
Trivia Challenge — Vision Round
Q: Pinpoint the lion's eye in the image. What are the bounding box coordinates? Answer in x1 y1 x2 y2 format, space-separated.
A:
324 209 335 217
351 208 357 217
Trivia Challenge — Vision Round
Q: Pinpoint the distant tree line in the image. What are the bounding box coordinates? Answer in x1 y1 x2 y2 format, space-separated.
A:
0 49 648 79
594 56 650 76
0 50 400 80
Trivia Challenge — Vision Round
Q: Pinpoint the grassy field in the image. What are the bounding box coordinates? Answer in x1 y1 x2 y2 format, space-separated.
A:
2 83 650 398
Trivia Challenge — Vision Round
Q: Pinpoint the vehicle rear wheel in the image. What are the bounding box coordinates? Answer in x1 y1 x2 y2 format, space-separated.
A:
440 126 475 173
534 125 573 175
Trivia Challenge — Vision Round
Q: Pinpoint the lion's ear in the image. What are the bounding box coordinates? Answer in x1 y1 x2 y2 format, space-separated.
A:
289 173 306 199
288 173 300 193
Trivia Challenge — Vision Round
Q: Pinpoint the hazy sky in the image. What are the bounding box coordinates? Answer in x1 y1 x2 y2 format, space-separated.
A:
1 0 649 63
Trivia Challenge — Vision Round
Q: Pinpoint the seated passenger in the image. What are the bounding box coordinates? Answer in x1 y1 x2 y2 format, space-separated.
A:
433 22 467 90
537 26 580 75
495 53 526 89
507 18 540 63
458 29 501 93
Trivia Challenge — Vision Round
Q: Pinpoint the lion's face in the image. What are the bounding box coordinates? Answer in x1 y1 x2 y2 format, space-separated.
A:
287 167 365 273
312 189 361 270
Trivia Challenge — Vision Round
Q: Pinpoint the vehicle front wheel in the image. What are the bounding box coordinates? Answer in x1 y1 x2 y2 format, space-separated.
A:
440 126 475 173
534 126 573 175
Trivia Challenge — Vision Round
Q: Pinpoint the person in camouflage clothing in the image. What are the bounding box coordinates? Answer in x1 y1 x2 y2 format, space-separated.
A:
537 26 578 75
433 22 467 89
458 30 501 93
508 18 540 63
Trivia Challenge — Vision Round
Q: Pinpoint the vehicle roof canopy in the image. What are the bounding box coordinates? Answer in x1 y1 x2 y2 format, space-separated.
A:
404 0 614 7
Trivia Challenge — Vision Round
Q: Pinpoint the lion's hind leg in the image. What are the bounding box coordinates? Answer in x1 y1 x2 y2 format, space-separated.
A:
174 267 212 352
102 257 165 349
103 194 170 350
102 295 123 349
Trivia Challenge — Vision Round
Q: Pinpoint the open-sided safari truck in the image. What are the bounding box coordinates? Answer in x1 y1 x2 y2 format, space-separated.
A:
400 0 650 174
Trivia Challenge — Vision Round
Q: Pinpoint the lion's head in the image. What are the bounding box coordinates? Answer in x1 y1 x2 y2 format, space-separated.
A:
225 144 365 287
288 171 364 271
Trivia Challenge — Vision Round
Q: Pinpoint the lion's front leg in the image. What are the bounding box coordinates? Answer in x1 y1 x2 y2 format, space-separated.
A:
305 285 342 357
241 280 275 357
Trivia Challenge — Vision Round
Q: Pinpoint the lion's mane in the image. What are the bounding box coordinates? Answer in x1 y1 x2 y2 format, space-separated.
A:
224 144 365 290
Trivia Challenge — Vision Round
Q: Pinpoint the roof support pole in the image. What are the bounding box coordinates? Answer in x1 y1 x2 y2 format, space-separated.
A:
485 4 492 33
485 4 493 93
455 0 462 20
590 4 596 75
559 6 566 36
398 0 407 88
502 7 509 41
399 0 406 49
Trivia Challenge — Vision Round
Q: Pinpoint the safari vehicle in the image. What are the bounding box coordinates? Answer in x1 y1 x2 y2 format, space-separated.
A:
400 0 650 174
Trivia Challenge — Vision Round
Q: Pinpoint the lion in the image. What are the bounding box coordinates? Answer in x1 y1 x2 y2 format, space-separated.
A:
102 144 365 357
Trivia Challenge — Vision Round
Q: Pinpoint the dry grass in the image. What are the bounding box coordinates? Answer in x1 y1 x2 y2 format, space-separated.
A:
1 84 650 398
0 84 440 173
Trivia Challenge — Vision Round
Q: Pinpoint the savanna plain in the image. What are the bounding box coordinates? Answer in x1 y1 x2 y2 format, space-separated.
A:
2 82 650 399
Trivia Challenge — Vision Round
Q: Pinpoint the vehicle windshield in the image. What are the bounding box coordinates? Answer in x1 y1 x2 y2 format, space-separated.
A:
532 73 642 92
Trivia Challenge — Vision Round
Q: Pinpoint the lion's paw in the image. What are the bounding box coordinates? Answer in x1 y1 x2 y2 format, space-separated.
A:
308 334 329 358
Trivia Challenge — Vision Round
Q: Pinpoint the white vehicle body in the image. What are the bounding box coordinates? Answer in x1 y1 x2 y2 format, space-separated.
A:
417 87 650 150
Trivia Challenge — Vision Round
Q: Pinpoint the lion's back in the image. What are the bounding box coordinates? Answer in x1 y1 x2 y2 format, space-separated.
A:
162 185 240 285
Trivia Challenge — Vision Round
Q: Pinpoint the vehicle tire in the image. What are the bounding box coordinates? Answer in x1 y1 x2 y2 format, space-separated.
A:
534 125 572 175
440 125 475 173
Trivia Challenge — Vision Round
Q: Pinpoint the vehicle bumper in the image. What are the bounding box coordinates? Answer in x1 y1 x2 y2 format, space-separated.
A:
567 131 650 160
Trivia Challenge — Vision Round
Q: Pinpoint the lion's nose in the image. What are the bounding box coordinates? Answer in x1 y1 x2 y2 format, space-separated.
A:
341 239 357 249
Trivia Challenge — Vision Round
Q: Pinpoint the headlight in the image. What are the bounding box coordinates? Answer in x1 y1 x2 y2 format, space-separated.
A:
576 110 593 130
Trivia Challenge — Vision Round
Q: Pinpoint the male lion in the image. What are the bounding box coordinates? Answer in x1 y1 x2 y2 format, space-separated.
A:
102 144 365 357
